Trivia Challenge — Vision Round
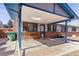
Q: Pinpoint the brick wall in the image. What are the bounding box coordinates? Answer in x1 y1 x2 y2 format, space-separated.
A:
22 32 40 39
0 28 13 38
45 32 79 38
13 18 18 33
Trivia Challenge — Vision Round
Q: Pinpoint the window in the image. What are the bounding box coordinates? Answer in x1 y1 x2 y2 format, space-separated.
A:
23 22 38 32
23 23 29 31
29 24 33 32
72 27 76 32
33 24 38 32
47 24 57 32
61 26 64 32
47 24 51 32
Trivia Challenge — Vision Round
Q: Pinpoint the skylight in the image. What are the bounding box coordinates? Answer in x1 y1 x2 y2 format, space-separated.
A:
31 17 42 20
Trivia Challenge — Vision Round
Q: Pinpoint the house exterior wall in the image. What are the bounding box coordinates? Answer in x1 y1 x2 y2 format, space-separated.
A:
45 32 79 39
76 28 79 32
45 25 79 38
13 18 18 32
0 28 13 38
68 26 79 32
12 19 79 39
0 28 13 33
56 25 61 32
68 27 72 32
5 3 79 40
22 32 40 39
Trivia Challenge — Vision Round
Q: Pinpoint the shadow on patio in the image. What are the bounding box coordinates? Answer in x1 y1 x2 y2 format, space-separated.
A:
0 38 7 46
22 38 69 56
0 38 15 56
0 47 15 56
36 38 69 47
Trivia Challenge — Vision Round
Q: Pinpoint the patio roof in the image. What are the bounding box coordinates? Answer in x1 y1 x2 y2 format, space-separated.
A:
5 3 77 23
22 5 68 24
4 3 78 50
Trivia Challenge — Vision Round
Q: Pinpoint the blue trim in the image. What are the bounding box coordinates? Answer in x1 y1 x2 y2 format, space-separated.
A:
65 3 78 18
54 3 55 13
9 8 19 13
58 3 78 19
49 19 69 24
22 3 69 18
18 4 22 49
64 21 68 42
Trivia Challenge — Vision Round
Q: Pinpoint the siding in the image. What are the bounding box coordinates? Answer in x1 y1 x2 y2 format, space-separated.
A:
68 27 72 32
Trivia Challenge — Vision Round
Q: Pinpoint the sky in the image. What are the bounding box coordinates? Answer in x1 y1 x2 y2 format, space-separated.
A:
68 3 79 27
0 3 79 26
0 3 11 24
59 3 79 27
68 3 79 17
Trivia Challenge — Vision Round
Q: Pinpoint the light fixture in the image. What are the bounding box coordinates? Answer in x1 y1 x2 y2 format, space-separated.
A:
31 17 41 20
47 20 52 22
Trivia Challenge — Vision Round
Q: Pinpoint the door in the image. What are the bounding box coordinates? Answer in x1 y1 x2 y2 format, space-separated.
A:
40 24 45 38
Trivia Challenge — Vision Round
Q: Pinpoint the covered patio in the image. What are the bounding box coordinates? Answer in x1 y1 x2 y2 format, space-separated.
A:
5 3 79 56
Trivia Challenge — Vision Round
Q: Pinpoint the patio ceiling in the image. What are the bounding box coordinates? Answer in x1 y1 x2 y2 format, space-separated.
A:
22 5 68 24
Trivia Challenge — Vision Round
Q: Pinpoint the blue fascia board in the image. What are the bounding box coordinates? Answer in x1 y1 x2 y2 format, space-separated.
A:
65 3 78 18
9 8 19 13
58 3 74 18
58 3 78 19
48 19 69 25
4 4 19 20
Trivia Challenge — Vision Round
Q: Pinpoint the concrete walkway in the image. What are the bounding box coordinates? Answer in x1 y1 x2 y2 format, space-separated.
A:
0 38 17 56
19 38 79 56
1 38 79 56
